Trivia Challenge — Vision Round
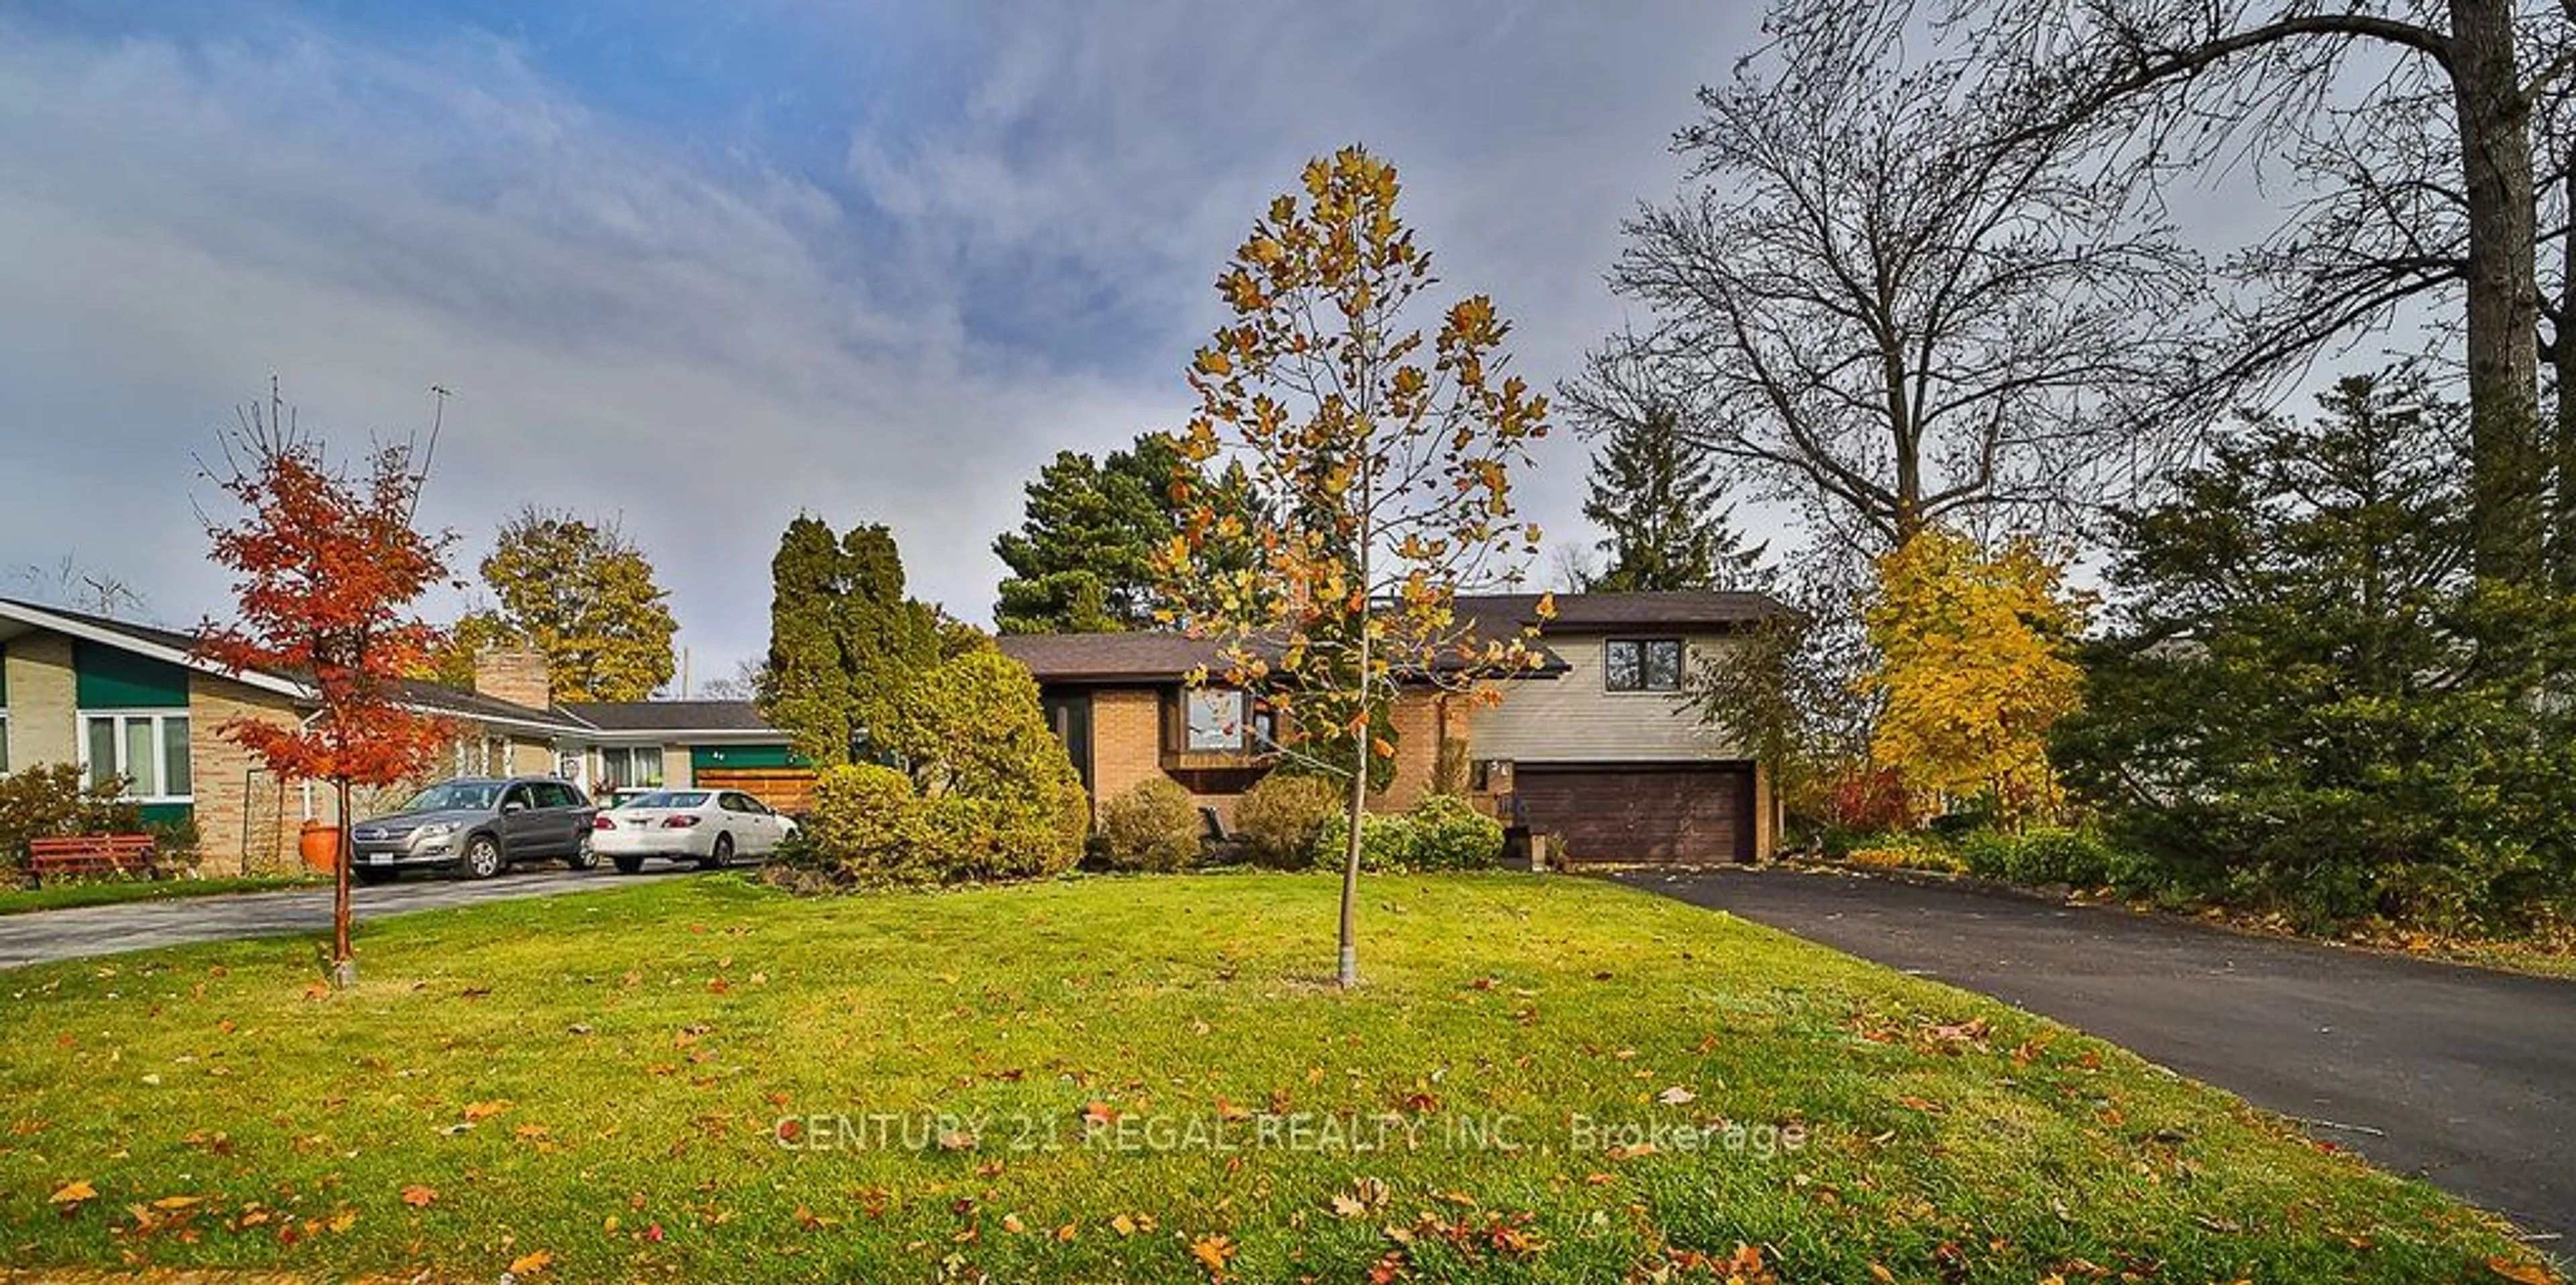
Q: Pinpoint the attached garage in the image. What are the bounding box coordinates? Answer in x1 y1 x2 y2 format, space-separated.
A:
690 744 816 814
1512 762 1756 864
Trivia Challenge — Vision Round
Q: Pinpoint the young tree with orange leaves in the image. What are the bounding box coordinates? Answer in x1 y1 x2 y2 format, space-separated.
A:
1160 147 1552 988
196 381 455 988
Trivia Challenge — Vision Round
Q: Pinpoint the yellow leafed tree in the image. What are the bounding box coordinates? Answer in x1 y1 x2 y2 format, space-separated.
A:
1862 526 2089 823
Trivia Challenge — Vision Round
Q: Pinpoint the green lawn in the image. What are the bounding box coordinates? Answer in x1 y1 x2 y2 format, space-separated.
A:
0 874 320 917
0 873 2549 1283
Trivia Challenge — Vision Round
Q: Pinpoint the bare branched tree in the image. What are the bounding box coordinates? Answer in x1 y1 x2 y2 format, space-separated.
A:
1567 3 2218 556
11 555 146 618
1939 0 2571 583
694 657 768 702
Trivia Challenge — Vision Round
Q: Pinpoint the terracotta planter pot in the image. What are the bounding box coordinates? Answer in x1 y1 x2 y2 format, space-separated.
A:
299 820 343 874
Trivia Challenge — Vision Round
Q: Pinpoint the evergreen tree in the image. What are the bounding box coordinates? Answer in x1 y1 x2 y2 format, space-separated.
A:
760 517 856 765
2055 372 2576 929
836 523 942 755
755 516 940 766
1580 406 1764 592
994 432 1254 633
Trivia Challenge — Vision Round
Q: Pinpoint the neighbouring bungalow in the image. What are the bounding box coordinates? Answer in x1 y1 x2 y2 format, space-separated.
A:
996 589 1787 864
0 598 812 875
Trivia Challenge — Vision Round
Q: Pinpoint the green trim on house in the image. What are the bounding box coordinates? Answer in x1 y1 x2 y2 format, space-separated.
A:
138 802 193 829
74 641 190 709
690 744 806 771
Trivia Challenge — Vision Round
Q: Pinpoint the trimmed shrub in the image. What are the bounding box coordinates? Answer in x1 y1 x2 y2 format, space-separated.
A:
1313 795 1504 872
794 758 1089 887
0 765 143 879
882 650 1087 807
1098 778 1204 873
1313 809 1415 872
875 650 1089 881
2019 828 2129 888
1957 829 2018 881
794 763 929 883
1235 774 1342 868
1403 794 1504 871
1957 827 2134 890
918 794 1085 882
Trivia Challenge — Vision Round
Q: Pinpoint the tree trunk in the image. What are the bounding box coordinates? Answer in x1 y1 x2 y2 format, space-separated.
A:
331 777 356 989
1339 451 1373 991
2451 0 2545 583
2555 154 2576 587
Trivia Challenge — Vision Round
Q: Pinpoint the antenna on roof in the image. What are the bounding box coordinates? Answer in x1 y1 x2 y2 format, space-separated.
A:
421 384 453 483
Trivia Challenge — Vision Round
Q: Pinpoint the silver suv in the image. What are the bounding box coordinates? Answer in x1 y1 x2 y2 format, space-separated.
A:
349 777 598 883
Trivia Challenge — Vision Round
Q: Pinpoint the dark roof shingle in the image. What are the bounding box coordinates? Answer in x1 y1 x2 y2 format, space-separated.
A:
561 700 775 733
1454 590 1788 634
995 633 1236 683
996 591 1786 685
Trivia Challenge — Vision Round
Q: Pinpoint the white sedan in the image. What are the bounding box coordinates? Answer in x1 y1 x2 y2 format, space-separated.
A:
592 788 794 873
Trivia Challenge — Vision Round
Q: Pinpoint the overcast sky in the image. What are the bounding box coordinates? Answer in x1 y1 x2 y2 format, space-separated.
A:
0 2 1798 684
1 3 2382 689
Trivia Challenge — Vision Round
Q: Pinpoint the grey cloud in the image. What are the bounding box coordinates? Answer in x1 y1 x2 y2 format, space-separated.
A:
0 3 1851 684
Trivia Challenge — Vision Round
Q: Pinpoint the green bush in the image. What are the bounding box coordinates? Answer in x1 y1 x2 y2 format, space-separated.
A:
1312 795 1504 872
793 757 1089 887
882 650 1087 807
917 794 1088 882
875 650 1089 881
1957 827 2134 890
1313 809 1414 872
1235 774 1342 868
793 764 929 883
1957 829 2017 881
0 765 144 879
1097 778 1204 873
144 814 203 870
2023 828 2129 888
1403 794 1504 871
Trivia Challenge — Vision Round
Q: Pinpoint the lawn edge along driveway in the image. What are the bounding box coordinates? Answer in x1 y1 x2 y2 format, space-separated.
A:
1616 862 2576 1243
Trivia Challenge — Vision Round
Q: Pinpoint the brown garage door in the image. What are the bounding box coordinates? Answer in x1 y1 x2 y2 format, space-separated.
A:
1513 763 1753 864
693 768 818 816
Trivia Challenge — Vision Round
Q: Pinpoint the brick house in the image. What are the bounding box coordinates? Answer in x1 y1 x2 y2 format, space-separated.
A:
997 589 1787 864
0 598 806 873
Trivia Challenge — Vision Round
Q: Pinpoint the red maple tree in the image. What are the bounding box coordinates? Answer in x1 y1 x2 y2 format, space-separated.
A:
195 384 454 986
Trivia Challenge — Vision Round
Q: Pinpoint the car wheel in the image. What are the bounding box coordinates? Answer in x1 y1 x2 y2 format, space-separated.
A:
702 833 733 871
462 834 504 880
567 832 599 871
354 865 398 885
612 853 645 875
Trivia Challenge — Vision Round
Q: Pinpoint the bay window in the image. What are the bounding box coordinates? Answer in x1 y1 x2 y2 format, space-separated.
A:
1185 689 1247 751
1175 687 1274 755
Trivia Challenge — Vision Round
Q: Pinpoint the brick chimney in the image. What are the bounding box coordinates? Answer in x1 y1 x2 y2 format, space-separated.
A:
472 647 552 710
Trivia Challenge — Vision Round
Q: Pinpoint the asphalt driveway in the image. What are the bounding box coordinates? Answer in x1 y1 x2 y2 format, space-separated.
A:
0 865 694 970
1615 866 2576 1240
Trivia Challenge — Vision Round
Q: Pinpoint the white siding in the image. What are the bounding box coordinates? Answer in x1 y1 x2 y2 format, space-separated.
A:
1465 633 1748 762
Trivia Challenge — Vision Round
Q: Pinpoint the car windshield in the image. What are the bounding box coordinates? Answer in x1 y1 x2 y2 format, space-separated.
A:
401 782 499 812
626 791 710 809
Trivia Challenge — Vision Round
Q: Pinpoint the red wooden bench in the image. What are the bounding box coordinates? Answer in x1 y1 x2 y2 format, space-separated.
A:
28 834 158 883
